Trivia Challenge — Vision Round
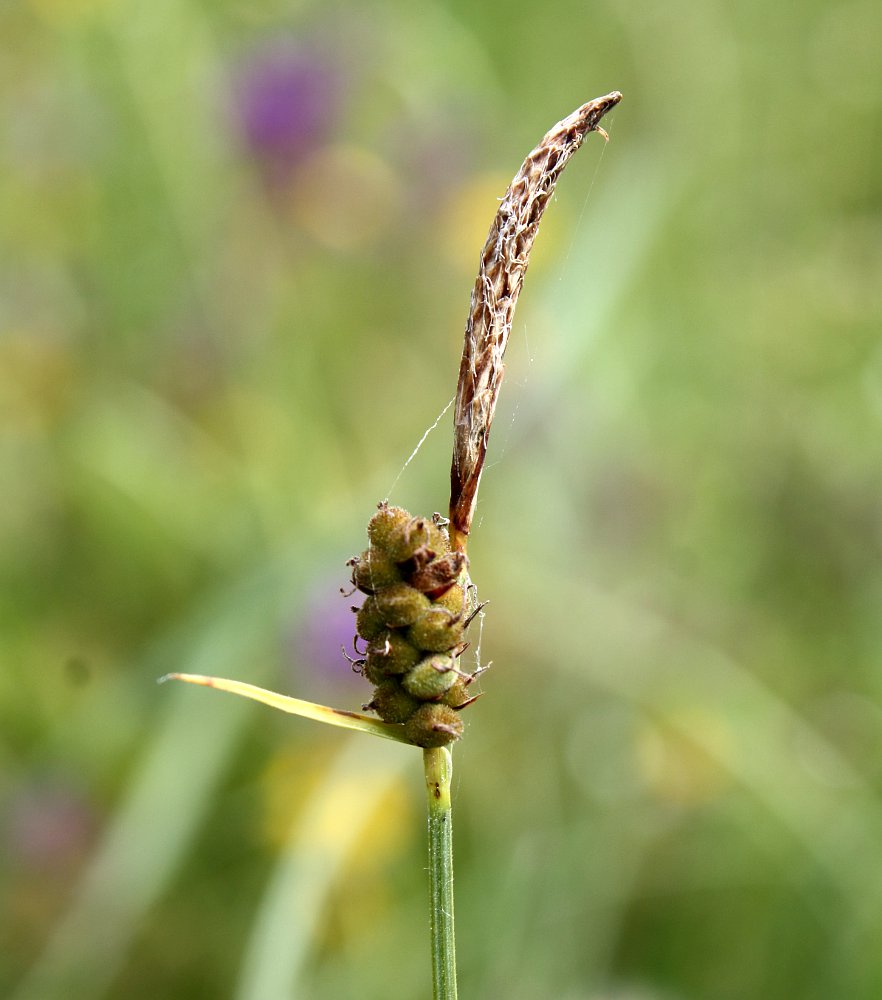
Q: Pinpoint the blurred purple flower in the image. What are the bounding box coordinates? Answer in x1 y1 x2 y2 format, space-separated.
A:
5 780 96 871
284 576 363 697
232 41 341 183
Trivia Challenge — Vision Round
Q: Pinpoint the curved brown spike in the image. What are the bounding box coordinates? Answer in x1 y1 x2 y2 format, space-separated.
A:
449 92 622 552
462 600 488 630
456 693 484 711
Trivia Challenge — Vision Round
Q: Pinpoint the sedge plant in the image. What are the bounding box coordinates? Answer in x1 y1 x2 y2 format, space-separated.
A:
162 91 622 1000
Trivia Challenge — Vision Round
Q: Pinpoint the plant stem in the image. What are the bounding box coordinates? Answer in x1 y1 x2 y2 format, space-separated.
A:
423 747 457 1000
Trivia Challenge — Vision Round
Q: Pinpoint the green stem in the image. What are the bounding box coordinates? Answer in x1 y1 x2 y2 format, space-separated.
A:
423 747 458 1000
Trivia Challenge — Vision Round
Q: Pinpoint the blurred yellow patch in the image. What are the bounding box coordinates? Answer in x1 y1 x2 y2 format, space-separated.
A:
0 332 76 431
260 746 330 850
322 779 415 951
439 172 505 274
439 170 563 275
29 0 114 23
259 746 413 865
287 145 400 252
636 707 733 806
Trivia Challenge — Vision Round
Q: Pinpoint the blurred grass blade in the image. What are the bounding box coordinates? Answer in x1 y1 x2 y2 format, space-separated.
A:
11 560 291 1000
161 673 413 744
234 738 411 1000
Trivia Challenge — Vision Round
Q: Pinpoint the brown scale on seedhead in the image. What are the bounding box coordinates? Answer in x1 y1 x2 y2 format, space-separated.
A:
409 552 467 598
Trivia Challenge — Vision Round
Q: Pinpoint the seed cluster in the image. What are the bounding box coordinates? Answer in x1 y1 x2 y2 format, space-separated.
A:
349 503 477 747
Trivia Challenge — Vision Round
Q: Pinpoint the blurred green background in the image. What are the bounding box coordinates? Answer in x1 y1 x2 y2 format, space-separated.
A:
2 0 882 997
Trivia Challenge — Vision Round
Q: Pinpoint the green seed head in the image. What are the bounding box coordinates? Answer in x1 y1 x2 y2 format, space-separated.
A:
385 517 431 563
404 703 464 748
374 583 431 628
362 658 387 686
367 679 422 724
355 504 481 743
432 582 466 616
352 547 402 593
402 654 457 699
364 632 421 677
367 504 412 552
425 522 450 555
439 676 472 708
406 606 464 652
355 596 387 642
